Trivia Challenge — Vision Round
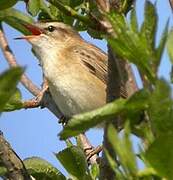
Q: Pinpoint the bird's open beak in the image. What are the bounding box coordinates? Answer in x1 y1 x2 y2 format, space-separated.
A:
15 23 44 40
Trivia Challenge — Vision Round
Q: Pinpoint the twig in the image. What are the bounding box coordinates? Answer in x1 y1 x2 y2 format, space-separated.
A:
23 98 41 109
0 26 40 96
0 131 32 180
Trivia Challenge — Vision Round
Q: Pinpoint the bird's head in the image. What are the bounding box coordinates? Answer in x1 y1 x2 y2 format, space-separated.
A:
16 22 81 49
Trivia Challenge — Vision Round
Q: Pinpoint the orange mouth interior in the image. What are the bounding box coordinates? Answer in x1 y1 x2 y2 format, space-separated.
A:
15 23 43 40
23 24 43 36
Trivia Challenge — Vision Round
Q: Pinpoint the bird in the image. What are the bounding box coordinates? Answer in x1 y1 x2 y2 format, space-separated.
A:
17 22 127 120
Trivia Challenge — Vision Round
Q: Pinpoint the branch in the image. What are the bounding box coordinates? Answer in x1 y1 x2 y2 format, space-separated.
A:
23 98 41 109
169 0 173 11
94 1 138 179
100 46 138 179
0 131 32 180
100 45 120 180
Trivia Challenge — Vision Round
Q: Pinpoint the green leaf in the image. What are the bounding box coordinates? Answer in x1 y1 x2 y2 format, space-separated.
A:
61 14 74 26
140 1 157 51
0 0 17 10
24 157 66 180
0 166 6 176
107 12 127 35
38 10 51 21
4 17 32 35
123 123 138 174
155 19 169 68
107 11 155 83
47 4 61 20
56 146 88 179
121 89 151 140
74 20 87 31
167 30 173 64
59 99 126 140
70 0 84 8
121 0 134 13
87 28 102 39
171 65 173 83
124 89 150 124
149 79 173 136
39 1 57 20
90 163 99 180
0 67 24 111
0 8 33 22
0 8 33 34
59 0 70 6
60 89 151 140
48 0 91 25
137 168 157 178
106 1 163 83
130 8 138 33
103 148 117 174
145 134 173 179
27 0 40 16
107 124 137 177
3 88 23 111
132 122 154 145
65 139 73 147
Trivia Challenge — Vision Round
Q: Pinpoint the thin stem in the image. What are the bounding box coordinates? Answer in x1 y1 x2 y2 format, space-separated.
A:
23 98 41 109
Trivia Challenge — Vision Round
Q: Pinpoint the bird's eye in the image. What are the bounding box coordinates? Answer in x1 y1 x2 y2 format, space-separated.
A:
47 25 55 32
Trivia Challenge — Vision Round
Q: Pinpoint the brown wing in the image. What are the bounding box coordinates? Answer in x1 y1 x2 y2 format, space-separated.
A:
73 42 108 84
71 41 128 98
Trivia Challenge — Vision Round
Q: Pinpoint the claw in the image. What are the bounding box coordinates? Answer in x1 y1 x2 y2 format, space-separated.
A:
58 115 68 126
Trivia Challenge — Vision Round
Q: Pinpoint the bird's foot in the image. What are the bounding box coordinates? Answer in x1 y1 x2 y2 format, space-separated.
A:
85 145 102 163
23 84 49 109
58 115 69 126
35 83 49 108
